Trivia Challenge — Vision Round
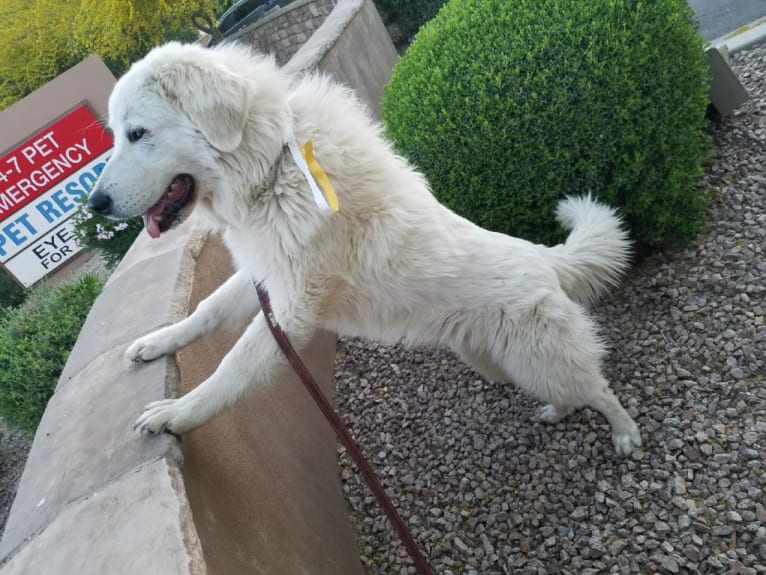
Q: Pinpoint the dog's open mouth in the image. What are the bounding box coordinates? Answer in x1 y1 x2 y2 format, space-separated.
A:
144 175 195 238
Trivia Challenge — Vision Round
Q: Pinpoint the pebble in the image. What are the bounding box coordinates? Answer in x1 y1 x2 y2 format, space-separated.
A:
334 41 766 574
661 555 680 573
453 536 469 554
572 506 589 520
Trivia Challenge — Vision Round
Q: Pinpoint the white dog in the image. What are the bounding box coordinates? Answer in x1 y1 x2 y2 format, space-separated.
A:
88 41 641 456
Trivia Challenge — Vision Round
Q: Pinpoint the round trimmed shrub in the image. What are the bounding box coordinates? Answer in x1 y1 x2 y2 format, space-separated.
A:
383 0 712 247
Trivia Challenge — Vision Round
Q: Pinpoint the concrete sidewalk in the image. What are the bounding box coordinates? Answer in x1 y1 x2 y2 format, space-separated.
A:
689 0 765 41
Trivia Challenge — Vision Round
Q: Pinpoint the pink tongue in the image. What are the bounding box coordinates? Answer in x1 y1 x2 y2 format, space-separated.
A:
143 208 162 239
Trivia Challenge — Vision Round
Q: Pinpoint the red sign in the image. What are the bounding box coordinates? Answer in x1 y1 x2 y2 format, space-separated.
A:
0 104 113 222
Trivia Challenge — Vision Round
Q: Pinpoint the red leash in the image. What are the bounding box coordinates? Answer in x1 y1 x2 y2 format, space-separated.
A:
255 284 433 575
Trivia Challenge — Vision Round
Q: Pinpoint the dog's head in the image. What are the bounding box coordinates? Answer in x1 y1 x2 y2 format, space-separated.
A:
88 42 286 237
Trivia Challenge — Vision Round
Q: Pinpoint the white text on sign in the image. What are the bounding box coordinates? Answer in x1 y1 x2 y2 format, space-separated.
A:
0 153 109 261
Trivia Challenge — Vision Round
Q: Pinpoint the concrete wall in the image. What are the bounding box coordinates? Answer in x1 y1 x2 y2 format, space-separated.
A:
0 1 398 573
228 0 336 66
285 0 398 118
176 235 363 575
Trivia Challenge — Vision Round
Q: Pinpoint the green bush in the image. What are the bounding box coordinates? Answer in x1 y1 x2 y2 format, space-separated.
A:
0 269 26 309
383 0 712 248
0 274 103 432
72 200 144 269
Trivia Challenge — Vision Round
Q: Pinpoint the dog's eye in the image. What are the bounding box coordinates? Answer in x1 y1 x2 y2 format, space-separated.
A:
127 127 147 143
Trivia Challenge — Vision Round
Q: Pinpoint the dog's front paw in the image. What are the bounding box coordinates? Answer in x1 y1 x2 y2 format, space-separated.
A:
134 398 196 435
126 332 176 363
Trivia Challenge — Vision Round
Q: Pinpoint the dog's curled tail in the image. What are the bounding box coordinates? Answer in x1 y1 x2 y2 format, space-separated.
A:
548 194 631 305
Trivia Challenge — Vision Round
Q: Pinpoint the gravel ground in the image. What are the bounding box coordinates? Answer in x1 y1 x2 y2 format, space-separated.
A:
0 426 32 538
334 45 766 574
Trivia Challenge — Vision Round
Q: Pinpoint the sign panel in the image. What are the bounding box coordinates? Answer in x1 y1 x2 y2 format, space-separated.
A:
0 103 113 286
0 152 110 262
4 219 82 287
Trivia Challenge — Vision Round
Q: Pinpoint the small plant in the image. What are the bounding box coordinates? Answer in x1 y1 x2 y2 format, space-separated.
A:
383 0 712 249
72 200 143 269
0 269 26 309
0 273 103 432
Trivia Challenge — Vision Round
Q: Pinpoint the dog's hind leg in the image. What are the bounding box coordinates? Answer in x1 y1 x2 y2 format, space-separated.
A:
487 296 641 456
126 270 258 362
458 346 510 382
520 363 639 456
580 383 641 456
460 346 582 428
538 402 575 423
459 346 579 423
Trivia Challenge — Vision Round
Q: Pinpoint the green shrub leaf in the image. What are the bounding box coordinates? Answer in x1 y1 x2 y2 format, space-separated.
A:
383 0 712 248
0 274 103 432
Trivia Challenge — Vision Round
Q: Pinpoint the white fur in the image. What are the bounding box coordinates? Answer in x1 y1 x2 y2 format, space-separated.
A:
95 42 641 456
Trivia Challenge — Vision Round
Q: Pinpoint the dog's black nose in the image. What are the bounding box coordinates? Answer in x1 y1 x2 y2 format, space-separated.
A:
87 190 112 215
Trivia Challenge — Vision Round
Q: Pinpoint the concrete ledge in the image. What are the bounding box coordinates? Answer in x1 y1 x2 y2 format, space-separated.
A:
57 224 205 388
1 459 204 575
0 346 180 559
225 0 335 66
0 1 397 572
285 0 365 73
706 45 749 116
285 0 398 118
712 16 766 54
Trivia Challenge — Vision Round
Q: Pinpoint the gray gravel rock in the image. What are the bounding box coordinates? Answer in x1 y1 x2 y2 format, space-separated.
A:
0 425 32 537
334 43 766 574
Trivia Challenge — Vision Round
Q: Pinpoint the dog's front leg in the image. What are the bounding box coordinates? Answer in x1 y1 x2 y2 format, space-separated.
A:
126 270 258 362
133 306 315 435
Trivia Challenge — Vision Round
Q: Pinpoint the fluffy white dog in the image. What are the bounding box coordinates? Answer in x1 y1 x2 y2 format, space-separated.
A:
88 42 641 456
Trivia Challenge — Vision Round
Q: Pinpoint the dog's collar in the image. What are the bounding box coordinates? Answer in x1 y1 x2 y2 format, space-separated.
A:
287 134 339 213
255 136 339 214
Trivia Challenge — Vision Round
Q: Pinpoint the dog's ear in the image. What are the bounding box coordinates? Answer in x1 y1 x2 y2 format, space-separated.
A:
156 61 248 153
